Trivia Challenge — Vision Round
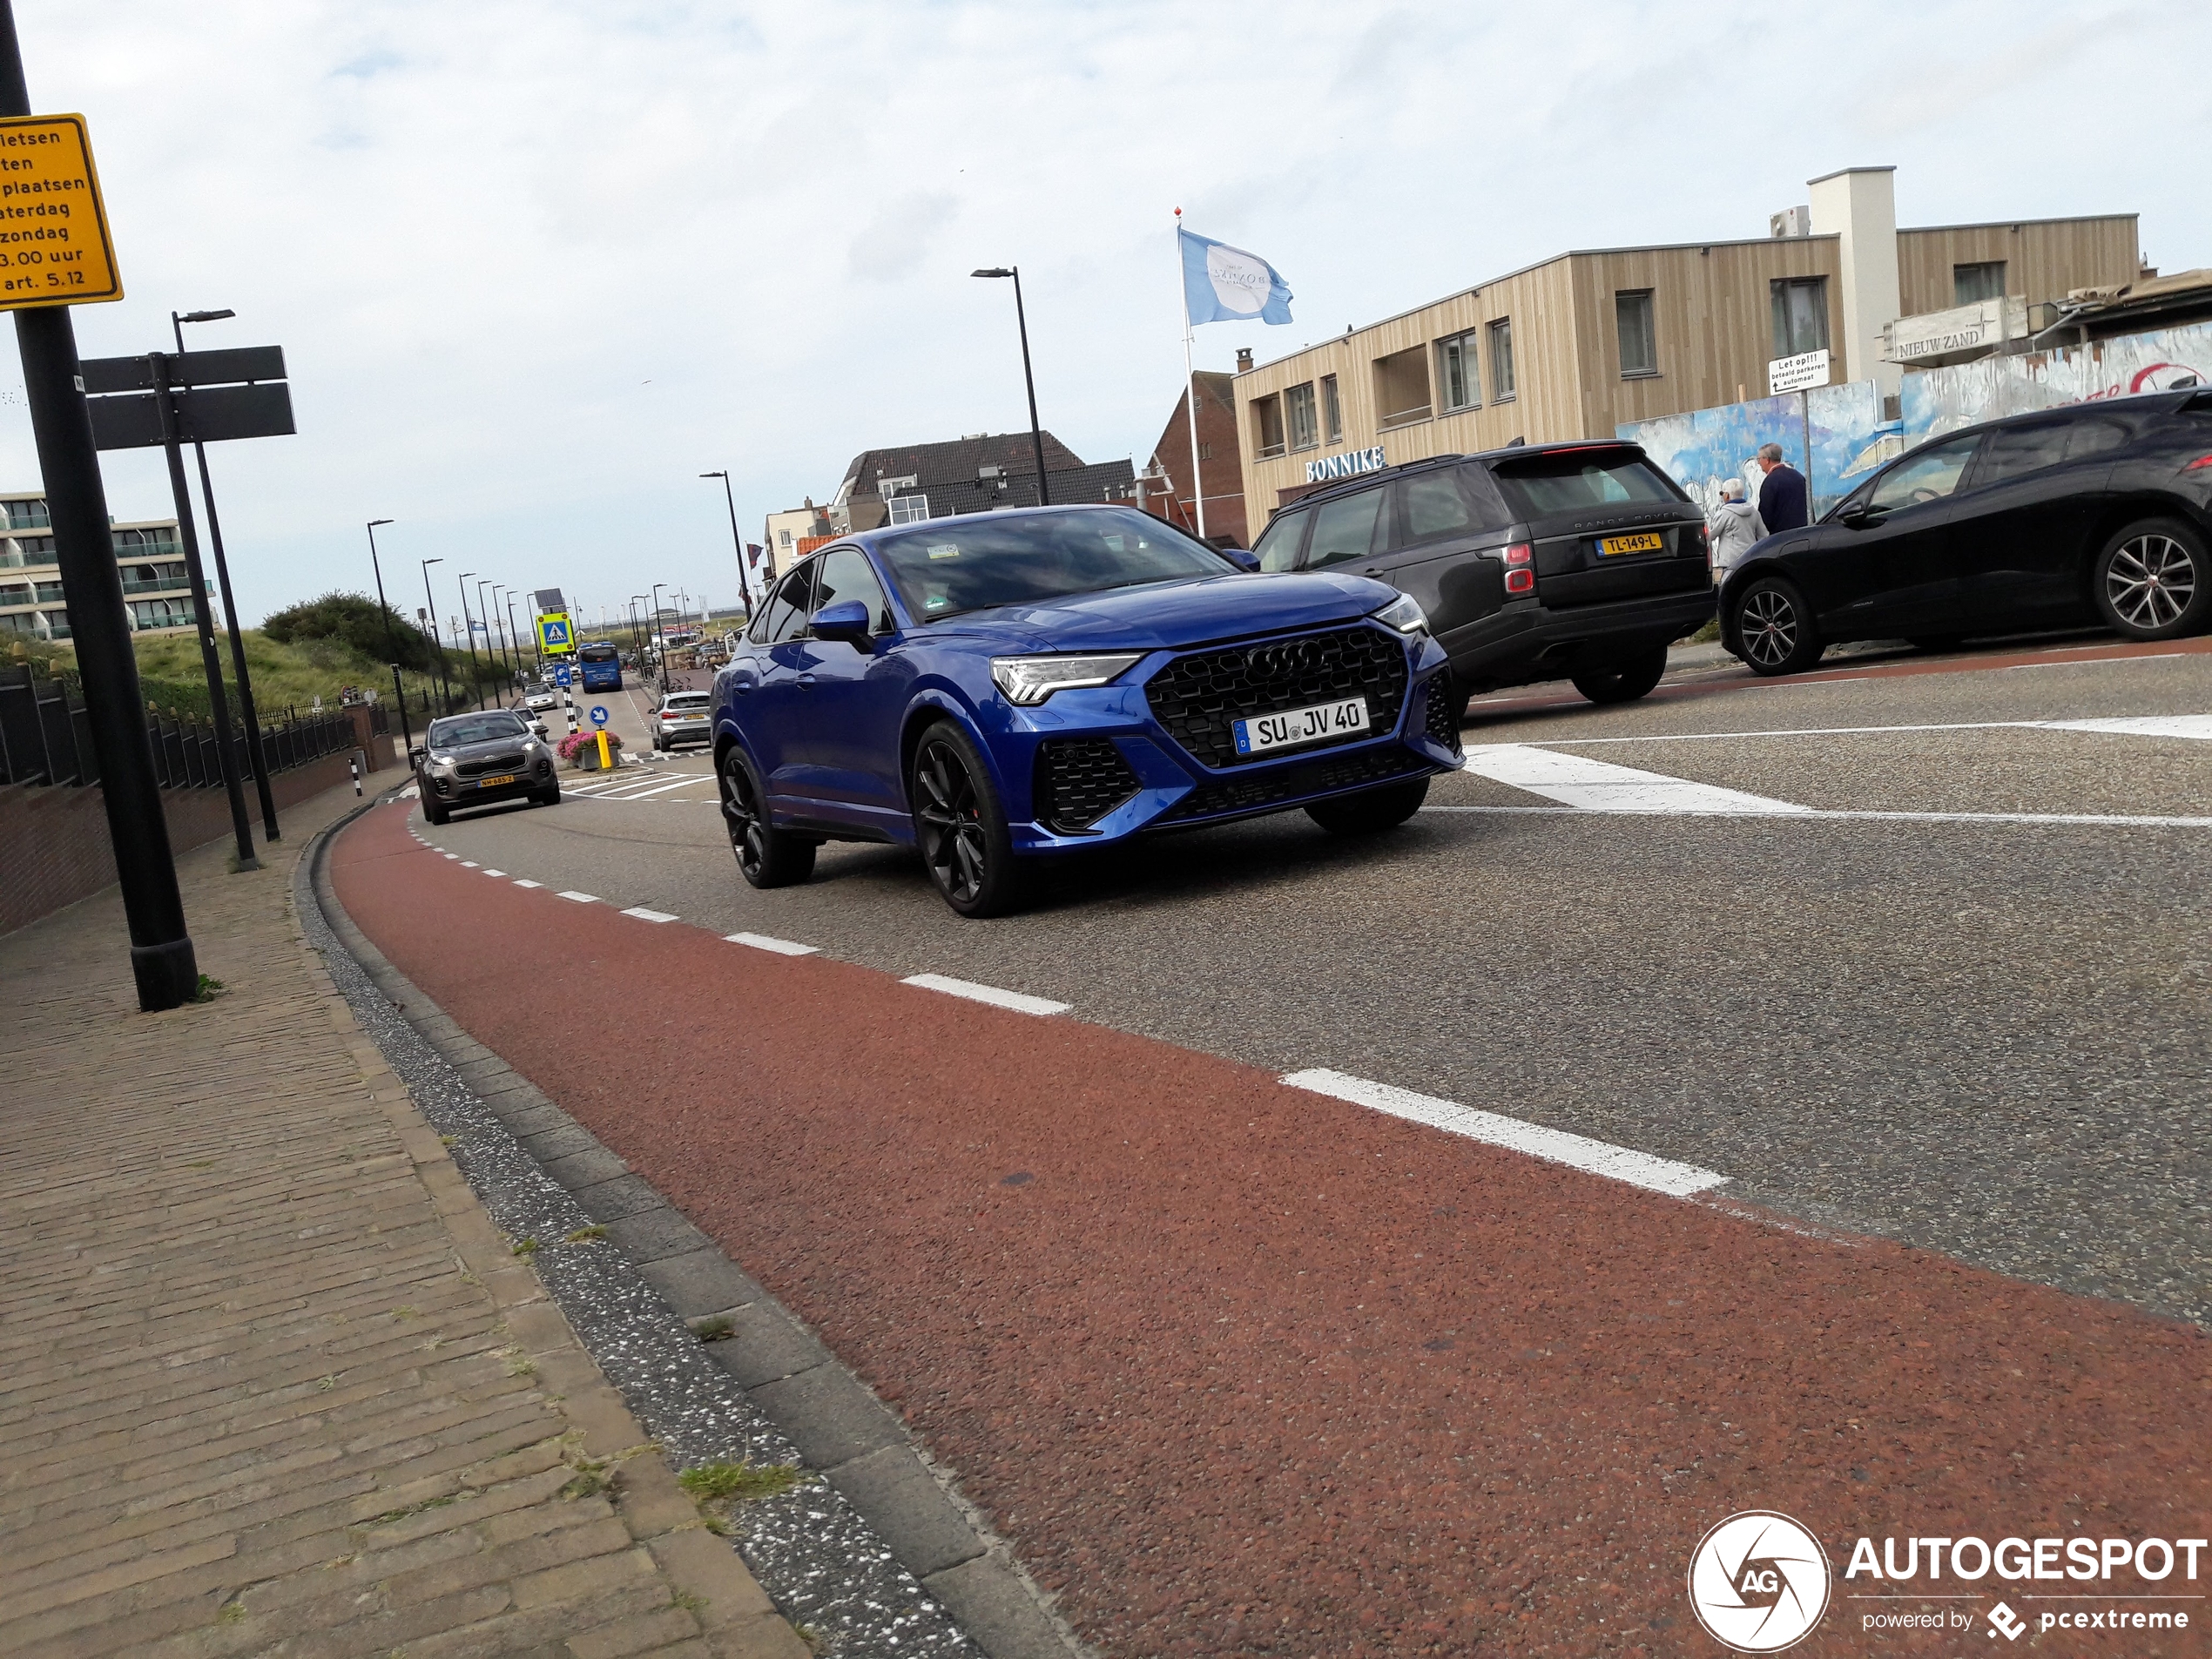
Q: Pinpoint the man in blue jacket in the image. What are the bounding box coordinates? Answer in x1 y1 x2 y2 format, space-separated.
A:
1756 443 1810 532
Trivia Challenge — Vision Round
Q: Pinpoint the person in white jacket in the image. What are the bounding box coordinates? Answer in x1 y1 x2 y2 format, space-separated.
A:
1705 477 1767 584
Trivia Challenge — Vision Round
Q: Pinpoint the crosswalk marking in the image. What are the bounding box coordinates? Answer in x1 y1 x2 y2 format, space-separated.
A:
1461 744 1810 815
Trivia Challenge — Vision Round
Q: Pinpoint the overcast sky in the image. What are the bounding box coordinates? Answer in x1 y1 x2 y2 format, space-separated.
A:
3 0 2204 636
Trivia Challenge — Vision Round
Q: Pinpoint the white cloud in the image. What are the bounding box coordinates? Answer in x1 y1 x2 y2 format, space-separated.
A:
0 0 2200 629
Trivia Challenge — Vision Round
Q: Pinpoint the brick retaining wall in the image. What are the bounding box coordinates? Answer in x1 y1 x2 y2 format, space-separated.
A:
0 750 359 938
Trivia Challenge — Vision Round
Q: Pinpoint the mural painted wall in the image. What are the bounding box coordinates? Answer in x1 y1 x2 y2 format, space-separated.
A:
1618 381 1898 521
1900 320 2212 442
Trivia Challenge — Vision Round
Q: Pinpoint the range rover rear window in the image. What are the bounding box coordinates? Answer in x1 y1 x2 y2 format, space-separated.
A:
1491 450 1683 516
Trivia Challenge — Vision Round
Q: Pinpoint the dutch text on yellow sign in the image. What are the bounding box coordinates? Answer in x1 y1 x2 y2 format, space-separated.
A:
0 114 122 309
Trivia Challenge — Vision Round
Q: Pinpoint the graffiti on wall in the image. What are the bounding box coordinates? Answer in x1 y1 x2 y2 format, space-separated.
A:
1618 380 1897 521
1900 320 2211 442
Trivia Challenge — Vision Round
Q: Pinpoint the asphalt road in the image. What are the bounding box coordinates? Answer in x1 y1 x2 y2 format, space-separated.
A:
408 636 2212 1330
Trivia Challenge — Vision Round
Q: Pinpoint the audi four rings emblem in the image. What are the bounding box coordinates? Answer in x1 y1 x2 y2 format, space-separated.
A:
1248 639 1325 678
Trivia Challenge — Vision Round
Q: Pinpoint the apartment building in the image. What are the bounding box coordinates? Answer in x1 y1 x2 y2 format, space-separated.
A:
1235 166 2141 528
0 491 201 642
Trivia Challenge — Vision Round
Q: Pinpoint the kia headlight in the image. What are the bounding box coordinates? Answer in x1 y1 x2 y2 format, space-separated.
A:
1371 592 1428 634
990 652 1143 706
427 750 455 769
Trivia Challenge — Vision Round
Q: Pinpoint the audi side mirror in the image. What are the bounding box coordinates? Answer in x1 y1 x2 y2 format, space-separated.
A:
1220 547 1260 572
809 599 874 650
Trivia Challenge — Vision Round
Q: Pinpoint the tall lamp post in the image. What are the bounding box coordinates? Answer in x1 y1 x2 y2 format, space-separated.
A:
971 266 1050 506
628 596 644 659
699 470 753 612
455 570 484 710
476 578 500 689
367 519 411 758
172 307 280 844
505 592 524 679
419 556 447 711
650 583 666 681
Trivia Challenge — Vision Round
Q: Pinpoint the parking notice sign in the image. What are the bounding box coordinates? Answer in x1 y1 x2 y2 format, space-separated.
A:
538 612 573 655
0 114 123 309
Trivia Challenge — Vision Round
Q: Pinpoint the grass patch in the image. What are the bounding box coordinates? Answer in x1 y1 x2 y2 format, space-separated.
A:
1684 616 1723 645
679 1461 806 1505
688 1315 733 1343
510 1238 539 1258
671 1589 707 1615
558 1468 608 1501
562 1224 608 1244
189 974 226 1002
216 1602 246 1625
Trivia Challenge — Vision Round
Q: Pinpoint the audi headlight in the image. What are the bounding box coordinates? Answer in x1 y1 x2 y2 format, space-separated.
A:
989 652 1143 706
1371 592 1428 634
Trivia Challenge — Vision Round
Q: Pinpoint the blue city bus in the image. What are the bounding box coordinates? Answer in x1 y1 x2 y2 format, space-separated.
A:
577 641 622 691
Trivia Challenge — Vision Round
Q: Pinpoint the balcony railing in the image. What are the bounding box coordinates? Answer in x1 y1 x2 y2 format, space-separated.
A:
1378 404 1433 431
1254 441 1287 461
115 538 180 556
121 576 193 596
3 507 51 530
0 550 57 570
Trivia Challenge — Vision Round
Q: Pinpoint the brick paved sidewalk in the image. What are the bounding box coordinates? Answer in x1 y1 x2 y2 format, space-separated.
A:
0 784 806 1659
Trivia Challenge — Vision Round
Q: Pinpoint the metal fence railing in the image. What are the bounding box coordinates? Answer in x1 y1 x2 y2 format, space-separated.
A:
0 664 365 790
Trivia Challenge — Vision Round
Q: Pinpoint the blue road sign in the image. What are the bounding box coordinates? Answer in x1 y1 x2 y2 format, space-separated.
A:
554 665 572 687
590 705 610 727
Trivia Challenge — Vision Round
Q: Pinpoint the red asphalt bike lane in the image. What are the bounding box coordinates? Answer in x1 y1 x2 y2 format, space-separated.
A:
333 802 2209 1656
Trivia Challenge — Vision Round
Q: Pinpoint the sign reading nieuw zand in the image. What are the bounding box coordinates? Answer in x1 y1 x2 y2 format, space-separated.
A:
0 114 122 309
1305 445 1386 485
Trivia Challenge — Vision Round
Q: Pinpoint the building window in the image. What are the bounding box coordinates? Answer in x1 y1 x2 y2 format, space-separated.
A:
1 535 54 568
113 527 178 553
1770 277 1830 357
129 597 196 630
1252 395 1286 460
1285 382 1319 452
2 499 50 530
1488 319 1515 401
886 494 931 526
1615 290 1657 377
1197 442 1212 461
33 579 64 604
1320 374 1342 442
778 528 793 547
0 610 37 636
1436 331 1482 412
1372 345 1432 431
1954 261 2007 306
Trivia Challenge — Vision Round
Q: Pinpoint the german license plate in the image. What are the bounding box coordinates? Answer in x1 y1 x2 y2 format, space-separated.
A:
1233 695 1368 757
1598 531 1664 557
474 773 516 788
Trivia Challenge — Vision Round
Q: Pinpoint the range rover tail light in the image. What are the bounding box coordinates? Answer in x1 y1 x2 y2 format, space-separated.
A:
2184 454 2212 471
1503 542 1535 596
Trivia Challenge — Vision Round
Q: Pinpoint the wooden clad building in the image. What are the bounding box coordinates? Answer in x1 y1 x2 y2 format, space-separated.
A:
1235 166 2140 529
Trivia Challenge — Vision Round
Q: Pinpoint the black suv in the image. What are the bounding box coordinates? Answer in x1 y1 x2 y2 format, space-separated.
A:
1720 389 2212 675
1252 441 1714 715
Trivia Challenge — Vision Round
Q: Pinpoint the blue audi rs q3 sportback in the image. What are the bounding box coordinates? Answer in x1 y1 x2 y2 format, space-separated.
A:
712 505 1463 916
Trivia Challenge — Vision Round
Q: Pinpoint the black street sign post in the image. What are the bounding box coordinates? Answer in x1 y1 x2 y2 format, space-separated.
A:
0 6 202 1011
82 347 298 876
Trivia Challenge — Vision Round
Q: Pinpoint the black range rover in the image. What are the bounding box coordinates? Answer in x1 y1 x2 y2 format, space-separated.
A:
1251 442 1714 715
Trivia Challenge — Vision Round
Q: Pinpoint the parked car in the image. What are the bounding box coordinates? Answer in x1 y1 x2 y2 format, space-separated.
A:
523 688 559 711
1251 441 1715 715
1720 389 2212 674
713 505 1461 917
509 704 551 738
652 690 712 752
410 709 560 825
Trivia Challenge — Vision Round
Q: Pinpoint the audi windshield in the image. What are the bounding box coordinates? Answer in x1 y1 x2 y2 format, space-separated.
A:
873 508 1232 623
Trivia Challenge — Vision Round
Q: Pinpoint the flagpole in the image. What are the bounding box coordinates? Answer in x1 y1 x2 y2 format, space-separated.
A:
1175 215 1210 542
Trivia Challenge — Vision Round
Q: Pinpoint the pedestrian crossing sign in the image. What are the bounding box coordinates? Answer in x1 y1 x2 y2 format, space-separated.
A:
538 612 573 655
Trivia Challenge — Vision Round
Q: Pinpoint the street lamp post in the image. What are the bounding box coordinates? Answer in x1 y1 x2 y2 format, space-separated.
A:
628 596 644 659
971 266 1050 506
505 593 523 680
699 470 753 612
418 556 447 711
455 571 484 710
650 583 666 683
475 578 499 689
367 520 412 757
173 307 280 844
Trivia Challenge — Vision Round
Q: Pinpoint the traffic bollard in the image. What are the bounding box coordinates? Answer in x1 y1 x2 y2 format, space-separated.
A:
350 757 361 797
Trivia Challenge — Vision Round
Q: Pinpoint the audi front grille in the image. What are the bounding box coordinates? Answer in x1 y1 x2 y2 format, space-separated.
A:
1143 625 1409 769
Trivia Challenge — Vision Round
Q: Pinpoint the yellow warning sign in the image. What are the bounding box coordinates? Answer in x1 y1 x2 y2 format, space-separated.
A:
0 114 122 310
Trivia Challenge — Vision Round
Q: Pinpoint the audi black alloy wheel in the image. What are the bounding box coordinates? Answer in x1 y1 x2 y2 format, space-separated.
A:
910 720 1024 919
719 745 814 888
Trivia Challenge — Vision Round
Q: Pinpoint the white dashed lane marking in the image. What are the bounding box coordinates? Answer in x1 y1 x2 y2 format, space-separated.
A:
901 974 1070 1016
725 932 819 956
513 880 543 889
483 869 504 878
1282 1069 1729 1199
557 891 599 904
621 907 678 923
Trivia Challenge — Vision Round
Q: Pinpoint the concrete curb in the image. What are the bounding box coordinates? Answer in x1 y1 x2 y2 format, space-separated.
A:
304 798 1088 1659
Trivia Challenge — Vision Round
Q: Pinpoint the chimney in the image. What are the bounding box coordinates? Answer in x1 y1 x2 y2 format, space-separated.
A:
1234 347 1253 373
1807 165 1901 399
